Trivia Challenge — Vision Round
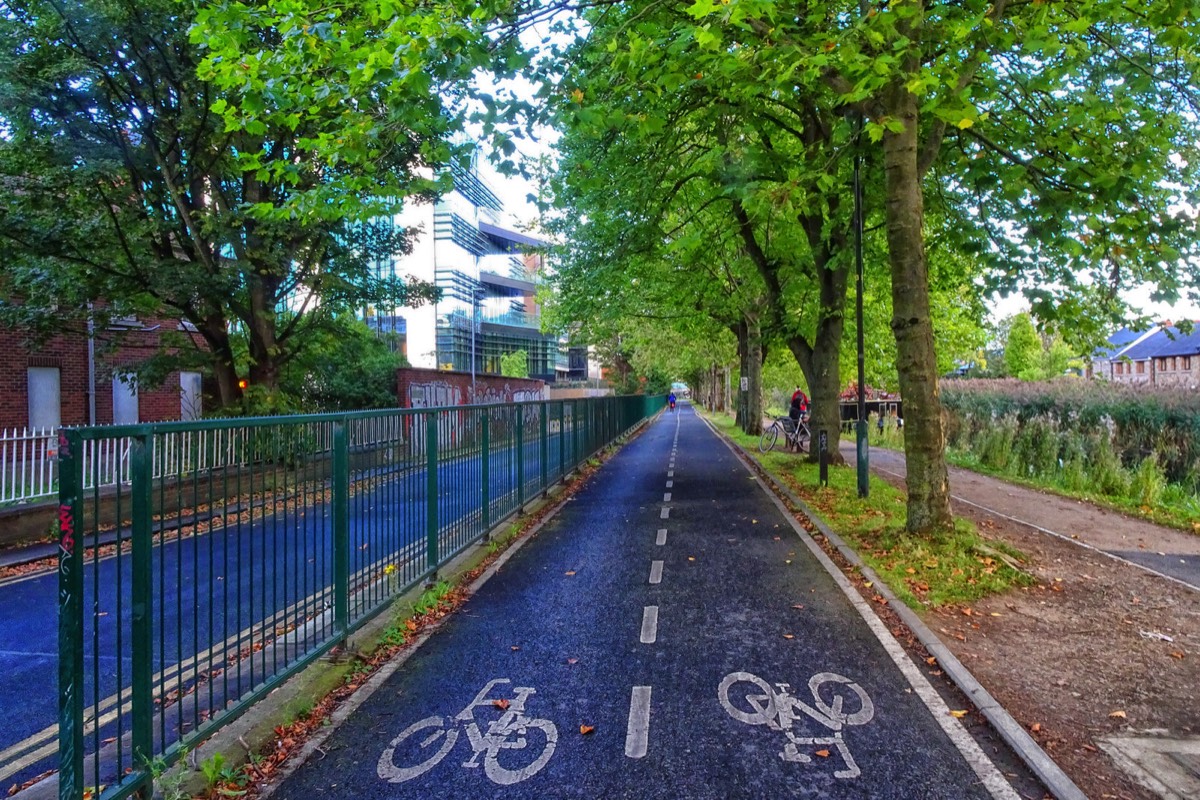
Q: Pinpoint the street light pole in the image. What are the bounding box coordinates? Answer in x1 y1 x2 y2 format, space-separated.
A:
470 291 479 402
854 113 870 499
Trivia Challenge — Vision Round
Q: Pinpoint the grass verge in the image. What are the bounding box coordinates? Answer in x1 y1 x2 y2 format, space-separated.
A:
710 412 1035 609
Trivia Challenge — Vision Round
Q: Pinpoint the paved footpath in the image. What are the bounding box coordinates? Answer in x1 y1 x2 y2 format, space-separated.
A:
269 406 1032 800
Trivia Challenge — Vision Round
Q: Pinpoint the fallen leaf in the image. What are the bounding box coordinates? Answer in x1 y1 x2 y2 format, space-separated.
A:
814 749 830 758
493 699 510 711
688 556 695 561
925 657 937 666
564 571 576 576
510 645 520 651
950 710 969 718
905 567 916 574
785 560 792 565
579 724 595 735
792 604 804 610
783 634 794 639
1170 651 1185 659
961 608 973 616
990 612 1002 617
863 581 873 588
751 519 757 523
567 657 579 664
773 536 781 541
1109 710 1127 719
1030 723 1042 733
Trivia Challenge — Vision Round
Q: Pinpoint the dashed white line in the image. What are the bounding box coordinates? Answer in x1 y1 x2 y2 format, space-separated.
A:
649 560 663 584
663 492 672 502
660 507 670 519
640 606 659 643
665 480 673 488
656 528 667 546
625 686 653 758
667 471 674 478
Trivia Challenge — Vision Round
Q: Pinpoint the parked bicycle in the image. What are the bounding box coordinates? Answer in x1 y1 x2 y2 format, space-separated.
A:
718 670 874 779
759 414 811 454
377 678 558 786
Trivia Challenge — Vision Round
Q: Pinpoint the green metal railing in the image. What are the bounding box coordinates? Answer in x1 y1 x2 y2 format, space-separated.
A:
57 395 664 800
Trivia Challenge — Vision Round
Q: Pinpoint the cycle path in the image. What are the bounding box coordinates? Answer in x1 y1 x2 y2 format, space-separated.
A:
267 405 1028 799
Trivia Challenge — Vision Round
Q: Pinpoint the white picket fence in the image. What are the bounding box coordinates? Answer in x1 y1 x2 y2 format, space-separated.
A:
0 418 411 506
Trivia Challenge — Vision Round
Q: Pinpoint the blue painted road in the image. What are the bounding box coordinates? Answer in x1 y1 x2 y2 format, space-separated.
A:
0 430 574 790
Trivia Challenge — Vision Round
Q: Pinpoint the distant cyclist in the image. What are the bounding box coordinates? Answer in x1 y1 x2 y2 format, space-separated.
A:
668 391 677 412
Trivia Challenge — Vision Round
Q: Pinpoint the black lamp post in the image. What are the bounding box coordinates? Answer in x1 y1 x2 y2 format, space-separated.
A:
854 113 870 499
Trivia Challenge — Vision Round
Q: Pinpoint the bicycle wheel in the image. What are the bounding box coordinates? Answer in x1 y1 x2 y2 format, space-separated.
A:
484 717 558 785
796 427 811 454
377 716 459 783
808 673 874 728
758 424 779 453
717 671 777 726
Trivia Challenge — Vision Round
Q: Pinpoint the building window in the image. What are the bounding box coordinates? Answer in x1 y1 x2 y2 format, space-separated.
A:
1136 361 1145 374
113 374 139 425
180 372 203 421
27 367 61 429
1185 357 1193 370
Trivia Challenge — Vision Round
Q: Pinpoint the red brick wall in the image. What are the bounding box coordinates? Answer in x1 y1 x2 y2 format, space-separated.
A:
396 368 545 409
0 315 206 429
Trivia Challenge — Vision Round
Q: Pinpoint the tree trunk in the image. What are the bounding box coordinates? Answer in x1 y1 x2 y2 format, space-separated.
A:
881 79 953 534
744 312 763 436
734 322 748 429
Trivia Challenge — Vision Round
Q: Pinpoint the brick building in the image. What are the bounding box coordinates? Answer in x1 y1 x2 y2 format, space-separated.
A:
0 312 205 430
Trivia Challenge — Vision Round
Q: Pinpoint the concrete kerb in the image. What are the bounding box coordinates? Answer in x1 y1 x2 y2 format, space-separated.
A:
139 412 660 800
700 415 1088 800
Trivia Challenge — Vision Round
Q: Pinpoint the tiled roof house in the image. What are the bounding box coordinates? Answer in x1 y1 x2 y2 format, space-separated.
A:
1092 324 1200 388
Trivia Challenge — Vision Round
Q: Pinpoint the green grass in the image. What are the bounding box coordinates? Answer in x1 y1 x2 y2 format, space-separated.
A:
710 413 1034 609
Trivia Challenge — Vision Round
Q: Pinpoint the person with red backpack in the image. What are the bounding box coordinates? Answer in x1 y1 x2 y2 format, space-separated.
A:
788 387 809 422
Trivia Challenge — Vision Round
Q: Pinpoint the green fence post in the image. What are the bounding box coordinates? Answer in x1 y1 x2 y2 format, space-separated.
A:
481 412 491 539
516 407 525 510
426 413 439 579
130 432 154 794
572 400 580 470
333 422 349 634
558 402 565 482
58 429 84 800
540 401 549 496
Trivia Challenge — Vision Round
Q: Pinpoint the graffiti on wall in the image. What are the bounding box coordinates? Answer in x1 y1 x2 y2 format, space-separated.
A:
408 381 464 409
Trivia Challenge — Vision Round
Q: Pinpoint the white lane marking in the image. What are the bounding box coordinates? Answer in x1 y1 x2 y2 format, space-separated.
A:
649 560 663 584
640 606 659 643
625 686 653 758
663 492 672 502
668 471 674 478
660 507 670 519
669 462 675 469
656 528 667 546
666 480 673 488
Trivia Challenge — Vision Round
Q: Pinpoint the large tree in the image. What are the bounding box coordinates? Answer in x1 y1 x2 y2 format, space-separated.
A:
0 0 485 409
669 0 1200 531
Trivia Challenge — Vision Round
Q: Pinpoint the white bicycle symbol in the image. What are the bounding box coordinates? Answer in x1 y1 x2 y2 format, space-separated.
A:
718 671 875 779
377 678 558 786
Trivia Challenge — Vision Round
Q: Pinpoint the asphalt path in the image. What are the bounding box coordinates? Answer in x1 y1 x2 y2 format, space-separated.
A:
856 444 1200 591
0 432 570 789
269 405 1024 800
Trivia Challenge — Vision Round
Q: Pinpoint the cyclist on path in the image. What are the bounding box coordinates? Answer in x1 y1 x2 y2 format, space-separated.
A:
668 391 677 412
